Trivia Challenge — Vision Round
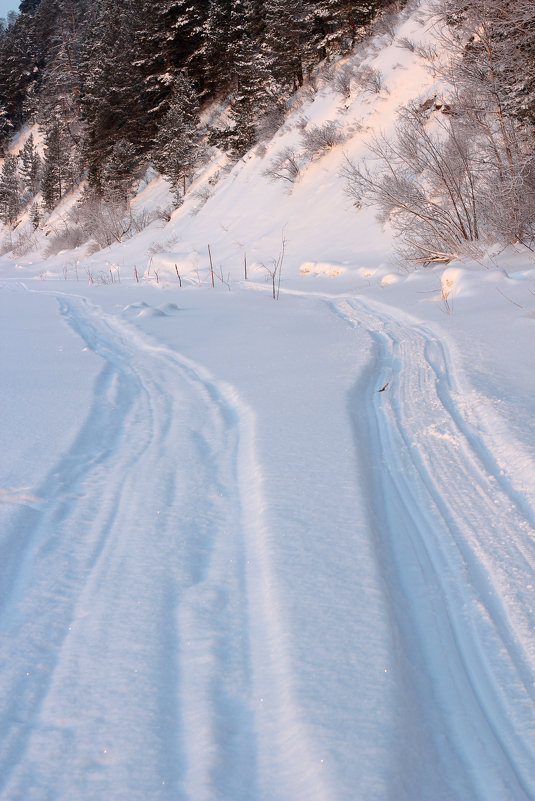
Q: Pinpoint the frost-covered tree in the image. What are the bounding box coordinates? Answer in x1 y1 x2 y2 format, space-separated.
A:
264 0 314 92
432 0 535 243
313 0 380 55
202 0 234 95
80 0 141 192
19 132 41 196
0 102 13 155
101 138 140 202
30 199 40 228
0 11 36 126
38 0 89 124
41 118 70 209
154 71 202 202
216 0 279 157
0 153 21 223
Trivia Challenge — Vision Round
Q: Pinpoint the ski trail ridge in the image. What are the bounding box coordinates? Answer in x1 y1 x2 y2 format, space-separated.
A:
0 291 328 801
331 295 535 801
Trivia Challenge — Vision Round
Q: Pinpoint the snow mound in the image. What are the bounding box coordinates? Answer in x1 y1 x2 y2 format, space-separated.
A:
299 261 345 277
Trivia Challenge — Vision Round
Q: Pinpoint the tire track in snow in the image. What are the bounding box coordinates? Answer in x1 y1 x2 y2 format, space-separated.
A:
332 296 535 800
0 292 328 801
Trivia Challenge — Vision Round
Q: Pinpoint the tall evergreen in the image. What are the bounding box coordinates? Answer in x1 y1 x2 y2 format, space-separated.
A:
0 103 13 156
0 12 36 126
264 0 314 92
20 132 41 196
41 118 68 208
202 0 234 95
311 0 380 58
227 4 276 157
154 70 202 202
0 154 21 224
38 0 89 123
80 0 142 192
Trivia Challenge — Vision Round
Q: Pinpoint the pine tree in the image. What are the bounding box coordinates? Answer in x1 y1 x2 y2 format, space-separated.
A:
132 0 178 129
19 0 42 14
38 0 90 124
19 132 41 196
310 0 380 60
80 0 142 193
202 0 234 95
0 12 36 127
227 17 276 157
41 119 68 209
163 0 208 79
0 154 21 223
0 103 13 156
264 0 314 92
154 70 202 202
30 199 40 228
101 139 140 202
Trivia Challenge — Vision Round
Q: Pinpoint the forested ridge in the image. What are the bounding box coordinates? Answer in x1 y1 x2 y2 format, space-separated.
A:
0 0 384 205
0 0 533 262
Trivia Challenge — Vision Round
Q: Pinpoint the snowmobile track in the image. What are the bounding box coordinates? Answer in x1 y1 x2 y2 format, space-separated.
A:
332 296 535 801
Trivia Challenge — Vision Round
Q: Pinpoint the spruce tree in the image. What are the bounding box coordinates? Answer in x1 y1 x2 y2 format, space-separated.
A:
315 0 380 53
0 103 13 156
41 119 67 209
80 0 141 193
30 200 40 228
20 132 41 196
101 139 140 202
264 0 314 92
227 16 276 157
154 70 202 203
0 12 36 126
202 0 234 95
0 154 21 224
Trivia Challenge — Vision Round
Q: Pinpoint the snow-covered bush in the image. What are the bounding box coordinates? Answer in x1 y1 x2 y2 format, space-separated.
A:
301 121 345 159
333 65 355 99
354 66 386 95
264 146 301 184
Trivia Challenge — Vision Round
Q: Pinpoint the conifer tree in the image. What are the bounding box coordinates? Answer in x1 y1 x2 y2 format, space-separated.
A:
41 119 67 209
101 139 140 202
0 103 13 155
154 70 202 203
0 153 21 223
0 12 36 126
313 0 380 55
202 0 234 95
80 0 141 193
264 0 314 92
227 19 276 157
30 199 40 228
20 132 41 196
38 0 89 124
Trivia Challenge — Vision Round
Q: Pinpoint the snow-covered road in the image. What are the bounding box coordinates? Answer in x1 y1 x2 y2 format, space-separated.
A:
334 296 535 800
1 281 534 800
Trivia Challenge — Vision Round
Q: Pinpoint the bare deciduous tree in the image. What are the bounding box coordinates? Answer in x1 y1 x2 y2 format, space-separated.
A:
345 0 535 265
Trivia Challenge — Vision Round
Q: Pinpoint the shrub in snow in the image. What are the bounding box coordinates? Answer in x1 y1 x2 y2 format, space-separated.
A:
354 66 386 95
300 121 346 159
264 146 301 184
44 224 86 257
333 65 355 99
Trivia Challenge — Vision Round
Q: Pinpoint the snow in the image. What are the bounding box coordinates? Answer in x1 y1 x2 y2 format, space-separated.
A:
1 2 535 799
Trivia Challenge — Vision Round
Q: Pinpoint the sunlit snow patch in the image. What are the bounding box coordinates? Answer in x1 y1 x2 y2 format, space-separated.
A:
299 261 345 277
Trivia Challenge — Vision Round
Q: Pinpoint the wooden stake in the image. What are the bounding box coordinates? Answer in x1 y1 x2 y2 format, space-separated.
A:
134 265 139 283
175 264 182 287
208 244 214 288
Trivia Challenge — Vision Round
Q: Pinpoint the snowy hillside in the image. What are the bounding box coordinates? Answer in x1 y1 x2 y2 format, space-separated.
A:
1 2 535 800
